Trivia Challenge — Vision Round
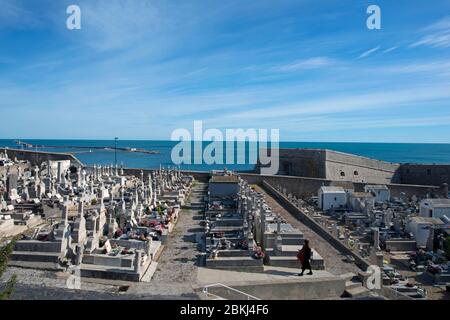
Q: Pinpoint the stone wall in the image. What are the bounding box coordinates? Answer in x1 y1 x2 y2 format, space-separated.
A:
241 173 330 198
400 164 450 186
203 276 346 300
257 148 450 191
324 150 401 184
120 167 447 200
354 182 446 199
275 149 326 178
3 149 447 199
0 148 83 167
258 148 402 185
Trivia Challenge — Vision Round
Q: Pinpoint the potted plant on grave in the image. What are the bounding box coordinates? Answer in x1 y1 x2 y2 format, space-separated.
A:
252 246 265 260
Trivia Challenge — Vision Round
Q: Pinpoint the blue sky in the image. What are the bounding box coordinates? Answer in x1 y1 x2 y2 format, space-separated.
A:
0 0 450 142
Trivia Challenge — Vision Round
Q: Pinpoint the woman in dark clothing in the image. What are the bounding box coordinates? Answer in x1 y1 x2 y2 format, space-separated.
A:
298 239 313 276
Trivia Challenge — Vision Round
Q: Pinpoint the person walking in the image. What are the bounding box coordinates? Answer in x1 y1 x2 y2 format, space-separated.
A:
297 239 313 276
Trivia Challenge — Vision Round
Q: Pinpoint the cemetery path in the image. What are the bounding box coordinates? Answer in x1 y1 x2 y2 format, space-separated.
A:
126 182 207 299
254 185 362 276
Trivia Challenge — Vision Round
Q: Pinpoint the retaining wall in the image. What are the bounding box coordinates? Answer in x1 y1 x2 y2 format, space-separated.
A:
0 148 83 167
261 180 371 271
205 276 346 300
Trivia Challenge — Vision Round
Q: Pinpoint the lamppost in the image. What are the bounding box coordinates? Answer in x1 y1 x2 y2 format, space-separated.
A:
114 137 119 167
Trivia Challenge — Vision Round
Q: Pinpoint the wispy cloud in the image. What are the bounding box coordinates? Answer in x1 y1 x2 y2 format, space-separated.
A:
279 114 450 133
357 46 380 59
277 57 335 71
411 16 450 48
383 46 398 53
1 1 450 141
201 84 450 126
376 60 450 76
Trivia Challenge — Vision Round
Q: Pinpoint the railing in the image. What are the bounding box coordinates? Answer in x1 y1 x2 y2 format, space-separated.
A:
203 283 261 300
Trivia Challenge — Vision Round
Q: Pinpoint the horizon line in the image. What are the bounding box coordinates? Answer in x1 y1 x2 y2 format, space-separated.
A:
1 138 450 145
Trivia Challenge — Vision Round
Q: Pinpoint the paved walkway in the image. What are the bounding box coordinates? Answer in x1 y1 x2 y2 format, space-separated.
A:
197 266 337 286
126 182 207 299
254 185 362 276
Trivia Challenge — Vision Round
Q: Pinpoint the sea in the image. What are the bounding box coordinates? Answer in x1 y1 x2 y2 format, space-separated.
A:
0 139 449 171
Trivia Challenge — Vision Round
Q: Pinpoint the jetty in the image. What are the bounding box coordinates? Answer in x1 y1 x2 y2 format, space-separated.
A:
13 140 159 155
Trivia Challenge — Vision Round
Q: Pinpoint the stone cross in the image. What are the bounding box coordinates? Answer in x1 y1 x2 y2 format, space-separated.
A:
76 167 82 188
57 162 62 184
81 169 87 187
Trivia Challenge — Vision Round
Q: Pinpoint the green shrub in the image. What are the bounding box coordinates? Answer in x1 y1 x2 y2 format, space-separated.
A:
0 238 17 300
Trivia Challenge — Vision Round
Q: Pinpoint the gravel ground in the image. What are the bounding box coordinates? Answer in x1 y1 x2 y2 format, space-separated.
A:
1 183 207 300
254 185 362 276
125 182 207 299
0 267 126 299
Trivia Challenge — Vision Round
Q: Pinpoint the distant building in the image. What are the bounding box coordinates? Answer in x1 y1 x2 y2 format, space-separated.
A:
318 186 347 211
419 198 450 219
408 216 445 248
257 148 400 184
364 184 390 202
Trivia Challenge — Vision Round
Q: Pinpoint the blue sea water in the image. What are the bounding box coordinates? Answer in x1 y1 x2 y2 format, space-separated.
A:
0 139 449 170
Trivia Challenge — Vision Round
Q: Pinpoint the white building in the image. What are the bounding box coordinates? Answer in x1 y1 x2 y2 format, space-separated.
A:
419 198 450 219
408 216 445 248
364 184 390 203
318 186 347 211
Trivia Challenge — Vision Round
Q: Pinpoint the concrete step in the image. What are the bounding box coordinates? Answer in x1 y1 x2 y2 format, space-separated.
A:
345 280 363 290
267 247 323 262
11 251 61 263
268 256 325 270
339 272 357 282
14 240 62 253
197 291 226 300
216 250 252 257
79 264 140 282
344 286 371 298
206 256 263 267
281 238 305 245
